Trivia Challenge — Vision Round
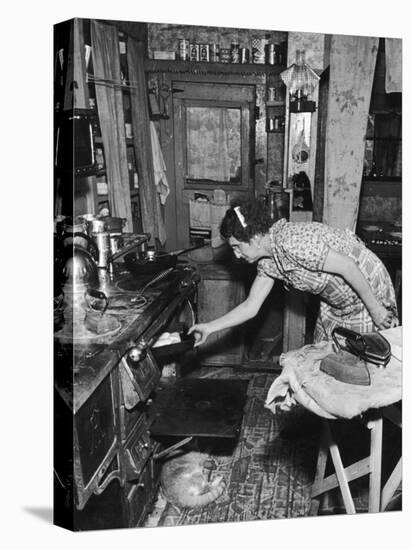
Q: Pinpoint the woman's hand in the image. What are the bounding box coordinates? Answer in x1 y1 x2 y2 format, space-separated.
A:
369 304 397 330
187 323 212 347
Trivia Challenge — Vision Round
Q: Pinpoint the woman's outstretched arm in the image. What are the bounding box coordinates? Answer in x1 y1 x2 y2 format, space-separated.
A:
188 274 275 346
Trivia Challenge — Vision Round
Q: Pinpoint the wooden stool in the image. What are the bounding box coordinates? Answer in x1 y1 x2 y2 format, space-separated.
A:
310 404 402 515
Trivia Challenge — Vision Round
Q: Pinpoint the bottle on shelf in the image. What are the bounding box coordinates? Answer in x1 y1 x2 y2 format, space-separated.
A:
368 160 378 179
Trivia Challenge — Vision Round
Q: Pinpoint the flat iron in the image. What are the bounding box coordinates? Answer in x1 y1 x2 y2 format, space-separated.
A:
320 327 391 386
332 327 391 368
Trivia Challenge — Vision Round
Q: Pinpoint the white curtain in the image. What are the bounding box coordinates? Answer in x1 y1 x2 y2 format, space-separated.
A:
186 107 234 182
91 20 133 232
323 35 379 230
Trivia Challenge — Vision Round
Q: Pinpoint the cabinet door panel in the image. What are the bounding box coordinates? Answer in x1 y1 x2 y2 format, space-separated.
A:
76 375 116 485
198 274 246 365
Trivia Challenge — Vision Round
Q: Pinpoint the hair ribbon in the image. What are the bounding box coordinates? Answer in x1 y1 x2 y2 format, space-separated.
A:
234 206 247 228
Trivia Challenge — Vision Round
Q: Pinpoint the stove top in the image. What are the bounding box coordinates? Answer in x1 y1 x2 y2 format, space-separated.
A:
358 223 402 248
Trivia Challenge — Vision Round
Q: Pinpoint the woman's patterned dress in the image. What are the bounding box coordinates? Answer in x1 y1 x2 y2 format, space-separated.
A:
257 219 398 342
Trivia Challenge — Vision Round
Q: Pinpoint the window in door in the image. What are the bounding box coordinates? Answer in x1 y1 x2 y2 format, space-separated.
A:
174 81 255 193
185 105 242 185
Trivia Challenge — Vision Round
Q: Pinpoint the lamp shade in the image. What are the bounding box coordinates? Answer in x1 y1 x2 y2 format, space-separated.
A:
280 50 320 99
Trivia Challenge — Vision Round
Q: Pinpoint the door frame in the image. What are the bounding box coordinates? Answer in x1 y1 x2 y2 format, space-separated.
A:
145 70 267 249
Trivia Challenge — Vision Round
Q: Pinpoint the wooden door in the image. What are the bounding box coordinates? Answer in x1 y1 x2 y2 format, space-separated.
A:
173 81 256 248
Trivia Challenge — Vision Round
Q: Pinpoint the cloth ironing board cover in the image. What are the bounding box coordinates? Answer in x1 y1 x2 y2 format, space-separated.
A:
265 327 402 419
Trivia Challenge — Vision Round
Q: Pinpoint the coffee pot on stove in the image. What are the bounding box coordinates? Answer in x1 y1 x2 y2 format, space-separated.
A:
54 226 111 335
55 228 100 295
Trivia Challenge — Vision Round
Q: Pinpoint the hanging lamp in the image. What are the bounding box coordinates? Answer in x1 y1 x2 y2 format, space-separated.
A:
280 50 320 113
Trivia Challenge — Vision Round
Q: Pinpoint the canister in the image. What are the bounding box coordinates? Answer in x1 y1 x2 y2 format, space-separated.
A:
266 43 276 65
219 48 231 63
230 43 240 63
178 39 190 61
240 47 250 64
209 43 219 62
199 44 210 62
189 43 200 61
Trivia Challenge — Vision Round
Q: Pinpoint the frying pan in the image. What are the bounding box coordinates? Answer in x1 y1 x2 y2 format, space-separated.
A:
124 245 203 276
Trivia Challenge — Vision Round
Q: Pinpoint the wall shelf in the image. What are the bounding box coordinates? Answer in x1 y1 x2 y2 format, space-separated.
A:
144 59 285 76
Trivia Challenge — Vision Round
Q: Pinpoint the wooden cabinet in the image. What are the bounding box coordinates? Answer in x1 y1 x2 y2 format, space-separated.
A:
196 261 250 366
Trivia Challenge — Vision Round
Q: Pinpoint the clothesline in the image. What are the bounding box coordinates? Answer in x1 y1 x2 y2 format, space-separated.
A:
87 73 141 90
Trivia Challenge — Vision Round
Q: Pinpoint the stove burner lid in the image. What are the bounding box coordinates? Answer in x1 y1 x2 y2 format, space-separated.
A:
115 276 147 292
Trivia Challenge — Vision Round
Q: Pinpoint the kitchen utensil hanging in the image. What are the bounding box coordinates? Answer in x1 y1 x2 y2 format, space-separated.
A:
292 120 310 164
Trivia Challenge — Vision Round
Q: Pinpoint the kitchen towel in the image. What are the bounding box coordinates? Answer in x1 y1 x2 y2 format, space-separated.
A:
150 121 170 205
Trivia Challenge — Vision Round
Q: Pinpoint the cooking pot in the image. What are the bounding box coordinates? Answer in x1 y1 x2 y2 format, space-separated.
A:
86 217 106 235
124 245 203 276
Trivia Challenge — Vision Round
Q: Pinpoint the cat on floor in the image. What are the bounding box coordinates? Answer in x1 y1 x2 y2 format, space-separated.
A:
160 451 225 509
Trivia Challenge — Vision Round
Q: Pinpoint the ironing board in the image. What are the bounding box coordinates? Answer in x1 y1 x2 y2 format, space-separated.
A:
265 327 402 514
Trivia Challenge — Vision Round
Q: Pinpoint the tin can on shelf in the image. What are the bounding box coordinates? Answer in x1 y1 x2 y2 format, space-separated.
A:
219 48 231 63
274 43 281 65
240 47 250 64
252 37 267 64
231 43 240 63
266 43 276 65
199 44 210 62
278 42 287 65
267 87 276 103
178 39 190 61
189 43 200 61
210 43 219 62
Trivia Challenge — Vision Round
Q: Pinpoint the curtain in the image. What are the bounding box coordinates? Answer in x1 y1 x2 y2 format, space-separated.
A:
127 37 162 245
385 38 402 93
91 21 133 232
323 35 379 230
186 107 234 181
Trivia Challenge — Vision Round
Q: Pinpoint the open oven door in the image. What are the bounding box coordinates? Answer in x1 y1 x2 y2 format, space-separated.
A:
148 378 249 441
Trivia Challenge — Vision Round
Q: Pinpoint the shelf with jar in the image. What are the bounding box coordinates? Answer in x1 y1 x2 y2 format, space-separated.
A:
265 75 286 133
147 38 287 70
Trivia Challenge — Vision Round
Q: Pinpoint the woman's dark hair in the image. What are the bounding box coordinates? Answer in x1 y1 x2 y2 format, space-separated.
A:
220 196 275 243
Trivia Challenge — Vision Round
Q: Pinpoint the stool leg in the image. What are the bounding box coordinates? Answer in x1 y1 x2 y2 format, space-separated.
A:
368 416 383 513
309 420 329 516
325 422 356 514
381 458 402 512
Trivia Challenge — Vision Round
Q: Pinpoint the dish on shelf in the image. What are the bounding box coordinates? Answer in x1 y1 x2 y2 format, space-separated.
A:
362 225 382 232
388 231 402 239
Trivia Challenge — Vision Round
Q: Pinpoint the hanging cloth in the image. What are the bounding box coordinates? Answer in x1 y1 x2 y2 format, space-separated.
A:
323 35 379 231
385 38 402 93
90 21 133 232
150 121 170 205
127 37 163 245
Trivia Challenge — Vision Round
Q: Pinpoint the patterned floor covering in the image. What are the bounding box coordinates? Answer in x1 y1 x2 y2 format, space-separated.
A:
145 373 324 527
144 370 401 528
